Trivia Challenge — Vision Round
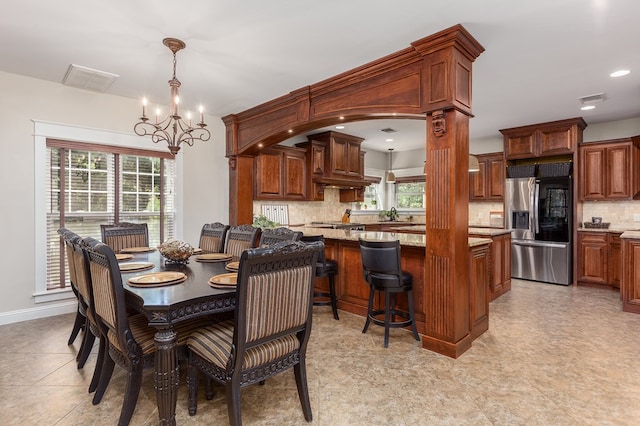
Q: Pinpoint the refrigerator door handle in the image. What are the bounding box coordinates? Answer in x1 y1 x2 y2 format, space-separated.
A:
533 182 540 234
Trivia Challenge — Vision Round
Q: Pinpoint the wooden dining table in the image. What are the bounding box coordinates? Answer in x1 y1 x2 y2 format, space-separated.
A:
121 249 236 425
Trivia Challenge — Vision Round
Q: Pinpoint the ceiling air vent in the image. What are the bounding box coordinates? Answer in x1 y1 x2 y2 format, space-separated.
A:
578 93 606 104
62 64 119 93
380 128 398 133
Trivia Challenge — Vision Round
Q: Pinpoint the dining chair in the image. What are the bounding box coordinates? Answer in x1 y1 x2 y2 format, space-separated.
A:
100 222 149 253
300 234 339 320
70 235 104 390
58 228 84 346
223 224 260 261
186 240 323 425
258 226 302 246
358 238 420 348
198 222 230 253
81 237 213 426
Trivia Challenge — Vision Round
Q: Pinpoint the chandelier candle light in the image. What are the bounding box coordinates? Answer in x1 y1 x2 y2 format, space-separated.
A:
134 38 210 155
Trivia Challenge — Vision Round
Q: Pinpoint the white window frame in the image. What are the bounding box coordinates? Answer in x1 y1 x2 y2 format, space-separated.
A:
33 120 184 303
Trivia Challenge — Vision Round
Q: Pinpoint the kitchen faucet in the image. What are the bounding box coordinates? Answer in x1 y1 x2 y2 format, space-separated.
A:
390 207 398 221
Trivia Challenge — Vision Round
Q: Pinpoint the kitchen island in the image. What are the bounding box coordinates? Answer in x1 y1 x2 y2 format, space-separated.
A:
367 224 512 301
290 226 493 352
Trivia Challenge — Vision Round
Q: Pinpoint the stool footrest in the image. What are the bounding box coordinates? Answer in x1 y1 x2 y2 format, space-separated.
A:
368 309 413 328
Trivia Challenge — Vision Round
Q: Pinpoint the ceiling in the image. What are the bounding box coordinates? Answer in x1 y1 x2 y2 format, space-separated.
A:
2 1 639 152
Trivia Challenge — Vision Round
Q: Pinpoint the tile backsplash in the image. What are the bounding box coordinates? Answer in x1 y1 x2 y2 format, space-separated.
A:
581 201 640 228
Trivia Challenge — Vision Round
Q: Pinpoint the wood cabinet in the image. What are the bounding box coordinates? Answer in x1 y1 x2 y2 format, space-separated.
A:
578 137 640 201
609 233 622 288
254 146 307 200
468 231 511 300
469 152 504 201
304 131 365 178
500 117 587 160
577 231 622 288
622 236 640 313
295 131 368 201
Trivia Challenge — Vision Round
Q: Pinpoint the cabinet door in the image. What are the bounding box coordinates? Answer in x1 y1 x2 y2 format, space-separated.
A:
283 151 307 199
577 232 608 284
580 146 606 200
504 132 536 160
469 161 487 200
539 124 575 156
330 137 349 176
606 144 631 199
310 144 325 174
486 156 504 200
346 141 361 177
608 233 622 288
254 151 283 199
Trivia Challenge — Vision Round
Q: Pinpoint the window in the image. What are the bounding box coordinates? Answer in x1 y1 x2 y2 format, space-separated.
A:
395 176 426 209
46 140 175 291
363 181 381 209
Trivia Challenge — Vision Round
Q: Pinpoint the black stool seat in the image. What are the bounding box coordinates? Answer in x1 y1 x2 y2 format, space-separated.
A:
359 238 420 347
301 235 339 320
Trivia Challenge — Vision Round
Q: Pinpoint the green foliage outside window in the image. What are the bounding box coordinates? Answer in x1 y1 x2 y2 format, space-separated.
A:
396 182 425 209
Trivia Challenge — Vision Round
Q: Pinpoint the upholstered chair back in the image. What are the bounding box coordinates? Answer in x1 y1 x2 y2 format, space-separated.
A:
199 222 230 253
100 222 149 253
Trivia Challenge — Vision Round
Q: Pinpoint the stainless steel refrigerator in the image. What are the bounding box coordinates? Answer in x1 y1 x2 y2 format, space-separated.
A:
505 176 572 285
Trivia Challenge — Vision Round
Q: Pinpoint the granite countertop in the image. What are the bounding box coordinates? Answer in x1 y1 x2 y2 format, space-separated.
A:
289 226 491 248
468 227 512 236
621 230 640 239
577 226 639 233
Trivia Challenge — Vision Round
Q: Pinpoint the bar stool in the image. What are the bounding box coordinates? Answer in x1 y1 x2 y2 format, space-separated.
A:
358 238 419 347
301 235 339 320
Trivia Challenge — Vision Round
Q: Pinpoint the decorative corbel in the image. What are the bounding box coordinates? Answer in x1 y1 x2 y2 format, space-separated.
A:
228 156 237 170
432 110 446 137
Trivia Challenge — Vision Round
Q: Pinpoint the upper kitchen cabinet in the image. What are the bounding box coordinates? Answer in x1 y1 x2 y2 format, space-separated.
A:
296 131 368 201
579 136 640 201
301 131 365 178
254 145 307 200
469 152 504 201
500 117 587 160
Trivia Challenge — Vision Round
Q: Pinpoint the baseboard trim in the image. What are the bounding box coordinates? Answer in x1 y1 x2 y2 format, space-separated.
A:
0 300 77 326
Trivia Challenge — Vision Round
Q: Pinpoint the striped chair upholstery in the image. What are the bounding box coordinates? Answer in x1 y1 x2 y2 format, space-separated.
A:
258 227 302 247
100 222 149 253
186 240 323 426
198 222 230 253
81 237 213 426
58 228 84 346
223 224 260 261
69 235 103 373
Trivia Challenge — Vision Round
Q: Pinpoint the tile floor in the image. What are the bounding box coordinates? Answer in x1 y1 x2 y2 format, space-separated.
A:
1 279 640 425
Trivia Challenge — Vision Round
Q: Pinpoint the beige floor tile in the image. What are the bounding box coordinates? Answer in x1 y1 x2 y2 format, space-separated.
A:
2 279 640 425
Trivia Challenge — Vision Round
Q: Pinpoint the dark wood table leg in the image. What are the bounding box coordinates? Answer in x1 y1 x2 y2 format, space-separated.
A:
154 327 179 426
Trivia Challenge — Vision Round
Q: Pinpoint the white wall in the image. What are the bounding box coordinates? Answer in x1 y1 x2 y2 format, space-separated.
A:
0 70 227 323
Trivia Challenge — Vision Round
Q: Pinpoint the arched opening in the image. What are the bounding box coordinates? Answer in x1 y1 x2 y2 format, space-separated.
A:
223 24 485 358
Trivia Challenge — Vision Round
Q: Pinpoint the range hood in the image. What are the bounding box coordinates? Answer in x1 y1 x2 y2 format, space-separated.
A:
297 130 371 190
313 176 368 189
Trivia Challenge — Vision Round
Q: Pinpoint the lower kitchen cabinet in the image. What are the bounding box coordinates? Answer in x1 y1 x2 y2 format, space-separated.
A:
622 236 640 313
468 231 511 301
577 231 621 288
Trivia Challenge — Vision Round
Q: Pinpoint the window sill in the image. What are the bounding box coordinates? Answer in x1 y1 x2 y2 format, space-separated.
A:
33 288 75 304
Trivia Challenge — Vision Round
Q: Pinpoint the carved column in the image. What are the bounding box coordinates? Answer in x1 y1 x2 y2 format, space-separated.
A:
228 155 255 226
415 26 484 358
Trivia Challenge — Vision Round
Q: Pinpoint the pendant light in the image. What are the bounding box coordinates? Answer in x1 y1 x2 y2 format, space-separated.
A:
469 154 480 172
385 148 396 183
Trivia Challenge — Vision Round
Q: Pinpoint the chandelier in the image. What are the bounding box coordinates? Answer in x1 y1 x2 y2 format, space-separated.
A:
134 38 210 155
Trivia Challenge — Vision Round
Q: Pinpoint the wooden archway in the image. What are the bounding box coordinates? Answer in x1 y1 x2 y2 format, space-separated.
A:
223 24 485 357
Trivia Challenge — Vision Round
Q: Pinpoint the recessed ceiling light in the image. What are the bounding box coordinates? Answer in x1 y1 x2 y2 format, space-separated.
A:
335 125 345 129
610 69 630 78
385 138 394 142
581 105 596 111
